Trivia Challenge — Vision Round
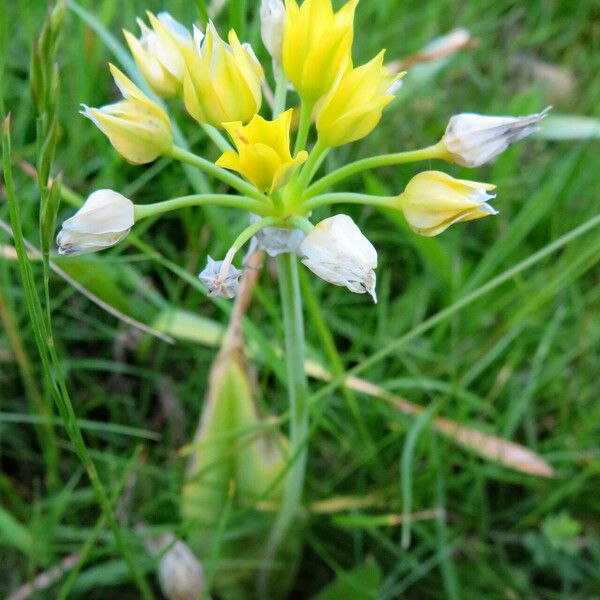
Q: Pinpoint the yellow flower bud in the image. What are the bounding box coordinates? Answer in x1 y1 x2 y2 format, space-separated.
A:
316 51 402 147
182 23 263 128
399 171 497 237
81 64 173 164
123 12 192 98
216 109 308 193
282 0 358 102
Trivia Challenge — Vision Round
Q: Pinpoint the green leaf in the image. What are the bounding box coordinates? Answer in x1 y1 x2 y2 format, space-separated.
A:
537 115 600 140
314 563 382 600
0 507 33 556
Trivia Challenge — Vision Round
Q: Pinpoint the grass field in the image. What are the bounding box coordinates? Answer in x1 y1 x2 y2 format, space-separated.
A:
1 0 600 598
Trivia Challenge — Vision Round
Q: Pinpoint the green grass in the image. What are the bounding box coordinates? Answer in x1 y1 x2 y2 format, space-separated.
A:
1 0 600 598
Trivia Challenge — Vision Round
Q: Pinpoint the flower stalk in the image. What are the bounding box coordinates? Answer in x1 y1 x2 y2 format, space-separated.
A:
167 145 269 202
305 142 448 198
265 251 309 568
134 194 269 220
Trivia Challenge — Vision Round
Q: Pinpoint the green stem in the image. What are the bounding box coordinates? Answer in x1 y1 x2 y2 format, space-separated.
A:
305 142 447 198
219 216 281 278
294 99 315 155
288 215 315 234
273 65 288 117
302 192 398 213
263 253 309 585
134 194 269 221
294 139 329 194
168 145 267 202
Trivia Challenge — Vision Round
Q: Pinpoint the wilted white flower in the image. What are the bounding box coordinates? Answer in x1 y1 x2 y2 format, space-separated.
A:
124 12 192 98
299 215 378 302
442 108 551 167
260 0 286 63
399 171 497 237
250 213 305 257
199 256 243 299
56 190 134 256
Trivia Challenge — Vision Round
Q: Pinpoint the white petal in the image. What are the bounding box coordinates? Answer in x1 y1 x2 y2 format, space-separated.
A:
299 215 378 302
61 190 134 234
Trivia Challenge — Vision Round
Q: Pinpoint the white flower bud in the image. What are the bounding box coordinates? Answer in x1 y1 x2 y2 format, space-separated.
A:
199 256 243 299
299 215 378 302
442 108 550 167
250 213 305 257
260 0 286 63
56 190 134 256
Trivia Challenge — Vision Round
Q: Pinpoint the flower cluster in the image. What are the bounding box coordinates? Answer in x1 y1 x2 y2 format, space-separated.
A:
58 1 548 302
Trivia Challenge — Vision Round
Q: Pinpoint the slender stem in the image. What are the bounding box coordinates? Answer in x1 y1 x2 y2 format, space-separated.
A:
294 99 315 155
218 216 281 280
134 194 270 221
273 65 288 117
288 215 315 234
294 139 329 194
302 192 398 213
168 145 268 202
305 142 447 198
263 253 309 583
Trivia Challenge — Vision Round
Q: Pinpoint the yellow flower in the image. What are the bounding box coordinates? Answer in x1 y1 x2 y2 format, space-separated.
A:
81 64 173 164
123 12 191 98
216 109 308 193
399 171 497 237
182 23 263 128
317 51 402 147
283 0 358 102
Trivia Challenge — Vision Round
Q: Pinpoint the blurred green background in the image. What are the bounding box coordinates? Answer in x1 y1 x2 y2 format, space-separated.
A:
1 0 600 598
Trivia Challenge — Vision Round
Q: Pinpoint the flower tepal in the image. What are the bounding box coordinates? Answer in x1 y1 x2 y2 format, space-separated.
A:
217 110 308 193
182 23 263 128
56 190 134 256
124 12 192 98
283 0 358 102
81 64 173 164
399 171 497 237
317 51 402 147
442 108 550 168
299 215 378 302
